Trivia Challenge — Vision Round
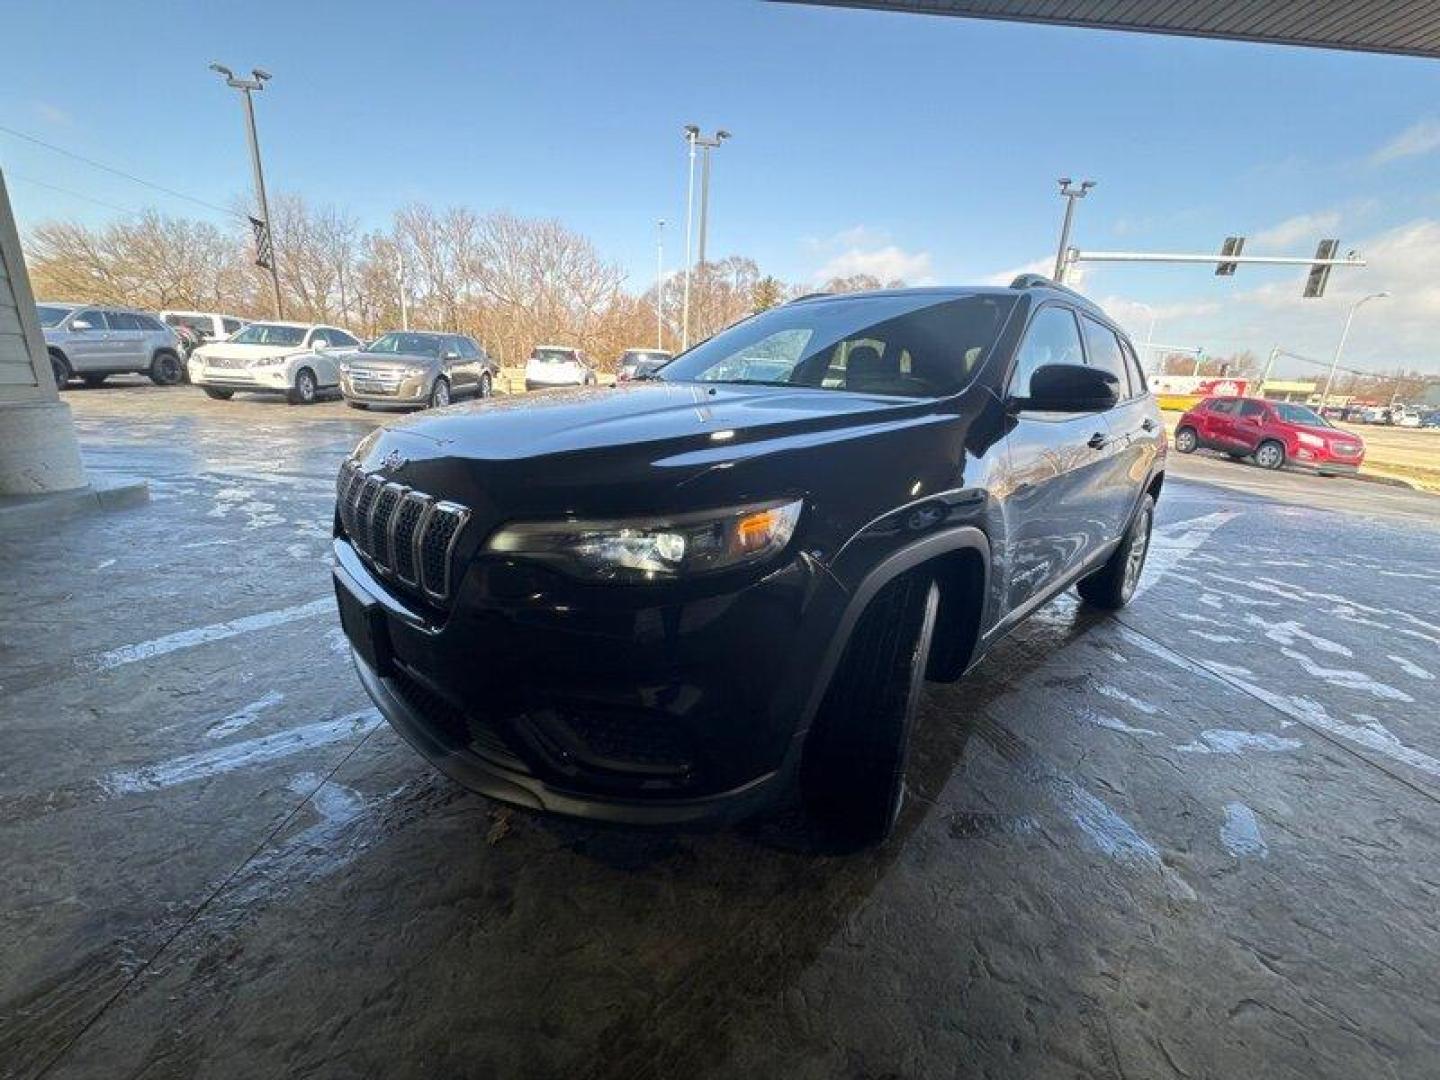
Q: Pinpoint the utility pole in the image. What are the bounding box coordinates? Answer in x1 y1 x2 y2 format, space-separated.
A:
655 219 665 350
210 63 282 319
1052 178 1094 283
1320 292 1389 407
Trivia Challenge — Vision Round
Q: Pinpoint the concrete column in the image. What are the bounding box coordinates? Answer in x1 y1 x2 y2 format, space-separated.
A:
0 168 88 497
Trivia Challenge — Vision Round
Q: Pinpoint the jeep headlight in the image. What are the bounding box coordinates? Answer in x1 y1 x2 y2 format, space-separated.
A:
485 498 803 581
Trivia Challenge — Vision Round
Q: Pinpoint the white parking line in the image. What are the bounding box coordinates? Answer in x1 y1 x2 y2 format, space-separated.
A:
102 710 380 795
82 597 331 672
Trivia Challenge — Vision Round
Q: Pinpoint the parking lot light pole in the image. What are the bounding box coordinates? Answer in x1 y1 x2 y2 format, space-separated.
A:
695 129 730 267
681 126 699 350
655 219 666 349
1320 291 1389 406
1052 178 1095 283
210 63 283 319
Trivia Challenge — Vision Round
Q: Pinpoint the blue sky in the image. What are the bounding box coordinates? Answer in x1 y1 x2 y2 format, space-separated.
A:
3 0 1439 375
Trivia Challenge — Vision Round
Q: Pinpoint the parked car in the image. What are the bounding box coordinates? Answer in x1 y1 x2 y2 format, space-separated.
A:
1173 395 1365 474
188 321 361 404
339 330 499 410
524 345 597 391
616 348 673 382
1392 407 1422 428
160 310 247 353
331 275 1165 849
1420 410 1440 429
37 302 186 387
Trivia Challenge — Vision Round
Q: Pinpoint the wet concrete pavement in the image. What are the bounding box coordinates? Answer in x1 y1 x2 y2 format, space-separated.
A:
3 382 1439 1079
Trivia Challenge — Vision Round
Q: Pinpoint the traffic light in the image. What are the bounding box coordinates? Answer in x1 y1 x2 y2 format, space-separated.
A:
1304 239 1339 298
1216 236 1245 275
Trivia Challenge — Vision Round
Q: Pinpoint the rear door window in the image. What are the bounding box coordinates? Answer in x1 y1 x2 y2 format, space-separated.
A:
108 312 142 331
1121 339 1147 395
1237 400 1267 420
75 310 110 330
1207 398 1239 415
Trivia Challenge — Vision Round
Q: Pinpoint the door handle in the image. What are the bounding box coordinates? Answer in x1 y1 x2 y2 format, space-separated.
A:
1087 432 1109 450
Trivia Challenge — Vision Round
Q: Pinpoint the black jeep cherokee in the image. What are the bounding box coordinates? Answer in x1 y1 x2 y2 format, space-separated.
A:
332 275 1165 847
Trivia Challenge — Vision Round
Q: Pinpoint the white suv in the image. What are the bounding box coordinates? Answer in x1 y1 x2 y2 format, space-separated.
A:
189 321 362 404
525 345 597 391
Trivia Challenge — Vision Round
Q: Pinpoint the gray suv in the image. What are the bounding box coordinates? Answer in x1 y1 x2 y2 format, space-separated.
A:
338 331 499 410
38 303 185 387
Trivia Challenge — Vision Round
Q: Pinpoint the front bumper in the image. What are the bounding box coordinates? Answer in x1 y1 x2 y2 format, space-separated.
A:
333 538 843 825
190 360 292 391
339 371 430 404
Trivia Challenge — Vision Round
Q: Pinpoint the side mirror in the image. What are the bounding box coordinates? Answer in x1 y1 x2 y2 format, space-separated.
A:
312 338 330 350
70 319 93 331
1016 363 1119 413
441 350 460 362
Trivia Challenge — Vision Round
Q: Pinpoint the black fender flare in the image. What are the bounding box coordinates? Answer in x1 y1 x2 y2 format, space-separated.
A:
796 525 991 737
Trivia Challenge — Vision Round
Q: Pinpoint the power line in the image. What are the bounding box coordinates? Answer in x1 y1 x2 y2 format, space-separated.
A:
8 173 145 218
0 123 242 220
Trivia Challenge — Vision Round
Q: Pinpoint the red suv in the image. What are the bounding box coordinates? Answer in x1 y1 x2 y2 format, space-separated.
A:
1174 396 1365 475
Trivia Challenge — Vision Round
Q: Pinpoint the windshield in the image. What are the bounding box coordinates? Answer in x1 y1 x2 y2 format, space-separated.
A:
622 357 671 374
363 332 444 357
165 314 212 334
532 348 579 364
1274 402 1332 427
659 293 1016 397
228 323 307 347
36 305 71 327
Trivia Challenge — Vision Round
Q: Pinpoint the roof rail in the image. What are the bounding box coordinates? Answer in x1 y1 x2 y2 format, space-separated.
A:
786 291 832 303
1009 272 1099 310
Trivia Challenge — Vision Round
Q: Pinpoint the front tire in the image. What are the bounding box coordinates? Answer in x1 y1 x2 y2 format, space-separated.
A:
429 376 451 408
1254 440 1285 470
288 367 318 405
1174 427 1198 454
50 351 72 389
801 571 939 851
1078 493 1155 610
149 351 183 386
202 388 234 400
478 372 493 399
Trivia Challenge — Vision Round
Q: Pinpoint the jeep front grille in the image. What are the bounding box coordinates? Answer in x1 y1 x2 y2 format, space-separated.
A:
336 459 470 602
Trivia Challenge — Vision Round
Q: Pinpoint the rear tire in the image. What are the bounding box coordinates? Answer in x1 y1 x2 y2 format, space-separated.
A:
49 351 72 389
149 351 183 386
429 376 451 408
202 388 234 400
1174 427 1198 454
801 571 939 851
288 367 318 405
1078 493 1155 610
1254 440 1286 470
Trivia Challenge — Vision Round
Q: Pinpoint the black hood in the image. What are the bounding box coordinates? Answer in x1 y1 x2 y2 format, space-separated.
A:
381 381 921 458
351 381 958 529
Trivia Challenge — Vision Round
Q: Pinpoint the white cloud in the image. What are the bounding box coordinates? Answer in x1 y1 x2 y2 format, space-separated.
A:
1369 118 1440 166
32 101 71 126
1251 211 1342 250
815 244 933 285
